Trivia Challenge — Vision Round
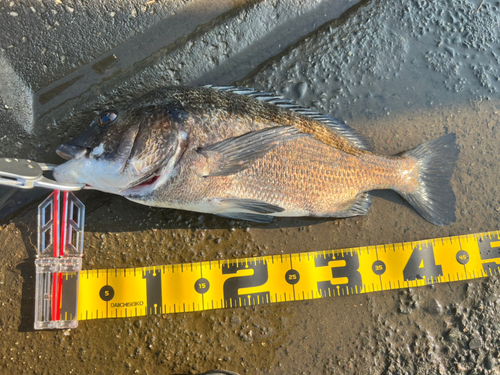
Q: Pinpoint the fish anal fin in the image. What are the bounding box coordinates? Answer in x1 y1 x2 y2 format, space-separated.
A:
321 192 373 218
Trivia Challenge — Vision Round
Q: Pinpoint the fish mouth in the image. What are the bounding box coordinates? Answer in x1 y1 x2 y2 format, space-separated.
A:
132 174 161 187
125 166 162 189
56 144 88 160
54 123 142 192
119 167 163 196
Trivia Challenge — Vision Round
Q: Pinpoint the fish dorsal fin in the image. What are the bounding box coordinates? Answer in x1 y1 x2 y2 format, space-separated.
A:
204 85 369 152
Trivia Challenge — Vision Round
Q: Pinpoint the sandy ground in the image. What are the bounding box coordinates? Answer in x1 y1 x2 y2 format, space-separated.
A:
1 0 500 374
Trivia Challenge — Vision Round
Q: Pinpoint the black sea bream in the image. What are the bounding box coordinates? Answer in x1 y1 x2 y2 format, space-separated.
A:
54 86 459 225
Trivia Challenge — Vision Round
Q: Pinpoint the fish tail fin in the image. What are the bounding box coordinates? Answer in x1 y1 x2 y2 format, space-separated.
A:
396 133 459 226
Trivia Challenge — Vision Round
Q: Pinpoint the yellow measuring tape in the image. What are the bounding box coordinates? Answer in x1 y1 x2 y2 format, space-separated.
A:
56 230 500 321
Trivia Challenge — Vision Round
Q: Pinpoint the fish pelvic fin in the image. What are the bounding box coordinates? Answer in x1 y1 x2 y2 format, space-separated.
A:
217 213 274 223
397 133 459 226
213 198 285 223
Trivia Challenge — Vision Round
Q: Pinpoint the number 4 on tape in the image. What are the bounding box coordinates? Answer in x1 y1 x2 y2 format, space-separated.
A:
34 190 84 329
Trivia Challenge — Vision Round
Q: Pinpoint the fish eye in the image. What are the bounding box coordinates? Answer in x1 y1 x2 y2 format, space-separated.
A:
97 110 117 126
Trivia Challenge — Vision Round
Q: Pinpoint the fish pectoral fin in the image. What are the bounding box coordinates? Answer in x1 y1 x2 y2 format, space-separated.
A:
198 126 304 177
327 192 373 218
212 198 285 223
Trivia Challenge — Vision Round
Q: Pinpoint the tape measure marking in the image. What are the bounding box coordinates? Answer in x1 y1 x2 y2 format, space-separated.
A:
74 231 500 321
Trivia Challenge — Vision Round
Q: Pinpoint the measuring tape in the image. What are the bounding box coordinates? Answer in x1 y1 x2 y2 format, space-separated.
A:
33 192 500 328
73 230 500 321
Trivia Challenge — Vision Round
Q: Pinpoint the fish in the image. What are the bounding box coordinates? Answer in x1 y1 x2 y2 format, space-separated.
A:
53 86 459 225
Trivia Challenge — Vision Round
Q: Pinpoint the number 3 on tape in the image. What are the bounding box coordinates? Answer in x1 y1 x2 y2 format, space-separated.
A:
315 252 362 296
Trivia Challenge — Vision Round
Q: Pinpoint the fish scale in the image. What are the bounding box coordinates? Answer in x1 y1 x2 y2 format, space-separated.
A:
228 137 407 216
